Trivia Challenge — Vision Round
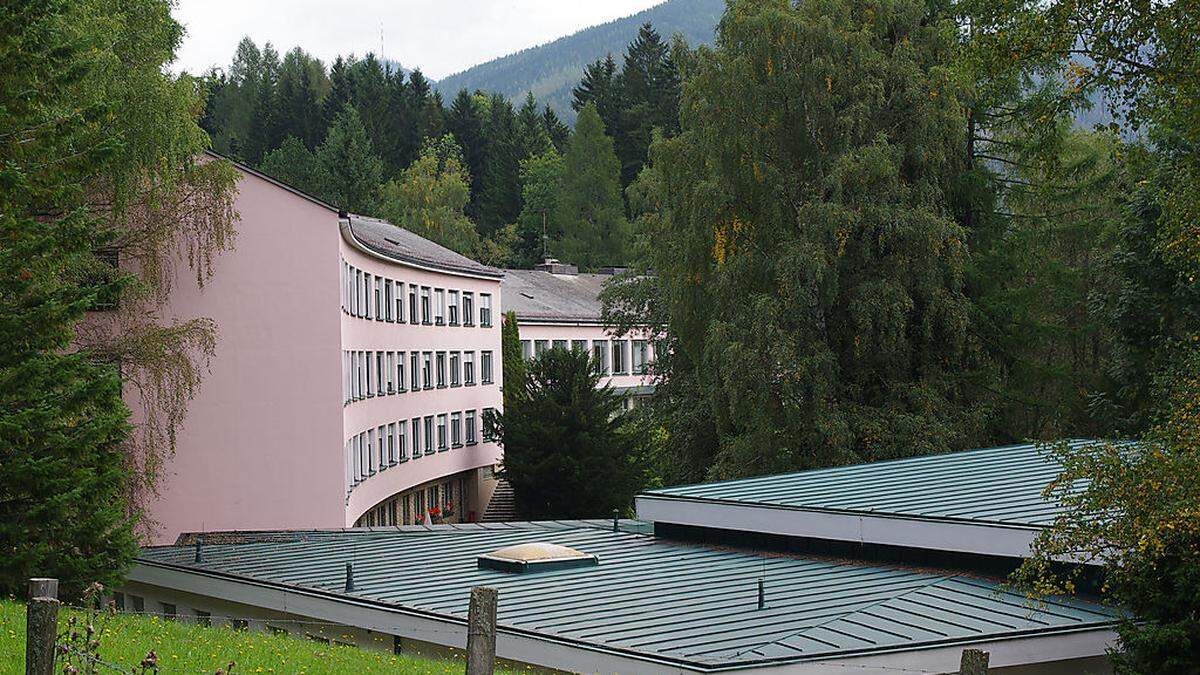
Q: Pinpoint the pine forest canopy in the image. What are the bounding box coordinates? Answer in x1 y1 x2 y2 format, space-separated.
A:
199 22 686 270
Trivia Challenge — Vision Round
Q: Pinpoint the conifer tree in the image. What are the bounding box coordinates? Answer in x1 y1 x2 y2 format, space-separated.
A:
516 92 551 158
571 54 622 134
491 348 643 519
556 103 629 269
446 89 488 216
315 105 384 212
501 311 526 412
260 136 319 194
541 105 570 153
477 94 523 233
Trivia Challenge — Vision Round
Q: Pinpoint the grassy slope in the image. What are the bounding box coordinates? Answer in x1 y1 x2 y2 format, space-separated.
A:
0 600 522 674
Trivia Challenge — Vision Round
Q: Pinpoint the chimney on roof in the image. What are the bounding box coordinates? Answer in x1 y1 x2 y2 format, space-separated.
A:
534 257 578 276
338 209 348 219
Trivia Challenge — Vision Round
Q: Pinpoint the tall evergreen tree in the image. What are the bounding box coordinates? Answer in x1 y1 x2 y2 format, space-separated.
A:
516 92 551 158
571 54 622 134
446 89 488 217
542 105 570 153
274 47 325 149
501 311 526 412
477 94 523 233
491 348 644 519
616 23 681 188
556 103 629 269
315 105 384 212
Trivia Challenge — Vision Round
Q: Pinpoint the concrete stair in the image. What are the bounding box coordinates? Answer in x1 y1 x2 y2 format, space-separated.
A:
481 479 519 522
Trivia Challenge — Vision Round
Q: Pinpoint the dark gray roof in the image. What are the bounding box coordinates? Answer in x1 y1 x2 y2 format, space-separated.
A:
345 214 503 278
646 440 1108 528
500 269 611 322
140 520 1116 669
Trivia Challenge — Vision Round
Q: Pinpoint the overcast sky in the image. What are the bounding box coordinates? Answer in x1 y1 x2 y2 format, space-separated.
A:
171 0 664 80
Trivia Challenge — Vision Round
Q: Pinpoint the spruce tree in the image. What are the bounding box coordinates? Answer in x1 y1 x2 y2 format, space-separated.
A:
516 92 551 158
500 311 526 412
315 105 384 212
556 103 629 269
477 94 523 233
492 348 643 519
542 105 570 152
571 54 622 134
446 89 488 217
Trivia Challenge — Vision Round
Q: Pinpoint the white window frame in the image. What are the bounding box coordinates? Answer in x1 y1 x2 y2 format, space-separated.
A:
464 351 475 386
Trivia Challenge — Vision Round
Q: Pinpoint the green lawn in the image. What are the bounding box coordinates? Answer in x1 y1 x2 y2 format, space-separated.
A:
0 599 526 674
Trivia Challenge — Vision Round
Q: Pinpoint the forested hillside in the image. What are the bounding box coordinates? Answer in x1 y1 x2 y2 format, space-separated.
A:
433 0 723 121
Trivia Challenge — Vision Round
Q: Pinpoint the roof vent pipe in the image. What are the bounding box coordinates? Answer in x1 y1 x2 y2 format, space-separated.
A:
194 535 204 563
345 562 355 592
612 509 619 533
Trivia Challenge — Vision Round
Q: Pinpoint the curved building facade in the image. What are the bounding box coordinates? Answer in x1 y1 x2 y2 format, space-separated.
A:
132 157 502 543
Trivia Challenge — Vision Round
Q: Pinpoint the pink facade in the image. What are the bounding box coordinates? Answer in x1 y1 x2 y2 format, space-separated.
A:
134 161 502 544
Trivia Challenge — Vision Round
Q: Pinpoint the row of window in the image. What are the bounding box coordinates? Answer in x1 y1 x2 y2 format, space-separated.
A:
346 407 497 489
340 259 493 327
357 476 466 527
520 338 651 375
343 349 494 404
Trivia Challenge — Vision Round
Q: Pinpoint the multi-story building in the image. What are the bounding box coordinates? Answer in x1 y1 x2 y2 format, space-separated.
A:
133 156 504 543
501 258 655 403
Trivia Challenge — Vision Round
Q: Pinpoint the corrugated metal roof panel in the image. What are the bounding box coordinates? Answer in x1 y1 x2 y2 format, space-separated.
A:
140 521 1117 668
645 440 1114 527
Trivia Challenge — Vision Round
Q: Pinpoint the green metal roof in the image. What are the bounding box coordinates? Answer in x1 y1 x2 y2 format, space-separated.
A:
645 440 1111 528
139 519 1117 669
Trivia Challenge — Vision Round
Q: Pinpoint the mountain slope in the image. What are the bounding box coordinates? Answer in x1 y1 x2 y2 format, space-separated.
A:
434 0 724 122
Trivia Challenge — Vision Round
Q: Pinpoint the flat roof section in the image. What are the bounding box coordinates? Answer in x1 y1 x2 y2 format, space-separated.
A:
636 440 1118 560
135 521 1117 672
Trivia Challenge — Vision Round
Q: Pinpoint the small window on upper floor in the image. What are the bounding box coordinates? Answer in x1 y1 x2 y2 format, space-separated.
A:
448 290 460 325
480 293 492 327
520 340 532 360
420 287 432 325
462 292 475 326
434 289 446 325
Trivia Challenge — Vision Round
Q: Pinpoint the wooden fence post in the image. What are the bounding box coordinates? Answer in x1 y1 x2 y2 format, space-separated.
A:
26 578 59 675
466 586 498 675
960 648 990 674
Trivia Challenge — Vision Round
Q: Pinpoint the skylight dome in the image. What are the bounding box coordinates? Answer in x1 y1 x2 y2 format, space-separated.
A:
477 542 598 573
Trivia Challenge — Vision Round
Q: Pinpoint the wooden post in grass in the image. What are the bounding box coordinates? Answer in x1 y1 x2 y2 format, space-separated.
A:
26 578 59 675
466 586 498 675
960 648 990 674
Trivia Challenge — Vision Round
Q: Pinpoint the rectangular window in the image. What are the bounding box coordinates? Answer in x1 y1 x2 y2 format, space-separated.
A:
451 412 462 447
350 266 360 317
572 339 587 352
437 414 447 451
420 287 431 324
398 420 408 461
482 408 496 441
480 293 492 327
366 428 376 475
535 340 549 355
481 351 494 384
521 340 532 360
632 339 648 374
374 277 383 321
396 351 406 392
395 280 405 322
553 339 568 351
465 410 477 445
424 416 434 454
384 280 394 322
464 351 475 385
612 340 628 374
161 602 176 620
462 292 475 326
366 352 374 397
351 436 360 483
130 595 145 613
411 418 421 459
402 494 411 524
450 351 461 387
364 273 373 320
387 423 397 465
434 289 445 325
408 284 418 324
422 352 433 389
378 425 388 470
592 340 609 375
448 290 459 325
376 352 385 396
386 351 396 393
436 351 447 388
410 352 420 391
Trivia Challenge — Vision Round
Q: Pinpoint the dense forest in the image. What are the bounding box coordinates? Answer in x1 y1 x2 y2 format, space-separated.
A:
199 24 681 269
433 0 723 122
